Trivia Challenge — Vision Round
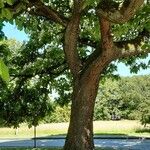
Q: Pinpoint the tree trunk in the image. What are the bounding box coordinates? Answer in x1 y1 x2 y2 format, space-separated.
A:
63 15 115 150
64 70 100 150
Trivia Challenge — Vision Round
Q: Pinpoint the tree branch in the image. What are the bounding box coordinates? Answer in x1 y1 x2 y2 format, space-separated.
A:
78 37 97 48
27 0 68 27
5 0 26 14
99 17 114 51
114 29 150 58
81 17 116 77
7 0 96 51
97 0 144 24
5 0 68 26
64 1 84 77
10 60 67 79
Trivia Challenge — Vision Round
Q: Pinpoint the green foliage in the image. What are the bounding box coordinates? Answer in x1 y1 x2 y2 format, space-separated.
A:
0 39 54 128
0 58 9 83
94 75 150 125
0 22 4 40
83 0 101 8
1 8 12 19
0 0 14 19
0 21 9 83
141 107 150 127
0 0 149 129
0 0 27 19
41 75 150 125
6 0 14 5
44 105 71 123
94 79 122 120
119 75 150 123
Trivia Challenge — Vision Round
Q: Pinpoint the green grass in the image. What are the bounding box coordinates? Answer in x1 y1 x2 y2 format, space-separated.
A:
0 120 149 138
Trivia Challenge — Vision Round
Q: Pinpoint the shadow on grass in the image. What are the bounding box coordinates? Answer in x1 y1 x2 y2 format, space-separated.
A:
94 133 127 136
37 133 127 139
135 128 150 133
37 133 139 140
0 134 150 150
0 147 114 150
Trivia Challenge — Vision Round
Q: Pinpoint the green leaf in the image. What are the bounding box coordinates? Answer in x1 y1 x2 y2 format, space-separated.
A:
2 8 13 19
0 1 4 8
6 0 14 5
144 21 150 31
0 58 9 83
83 0 100 9
15 18 23 30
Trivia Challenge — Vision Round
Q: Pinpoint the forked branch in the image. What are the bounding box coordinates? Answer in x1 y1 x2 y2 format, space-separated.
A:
64 1 85 77
97 0 144 24
114 29 150 58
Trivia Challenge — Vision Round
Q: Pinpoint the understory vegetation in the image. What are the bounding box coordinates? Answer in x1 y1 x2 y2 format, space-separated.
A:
43 75 150 125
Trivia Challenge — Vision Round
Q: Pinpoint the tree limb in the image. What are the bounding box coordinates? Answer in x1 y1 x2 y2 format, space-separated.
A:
78 37 97 48
6 0 97 51
81 17 116 77
99 17 114 51
97 0 144 24
64 1 84 77
5 0 68 26
10 60 67 79
27 0 68 27
114 29 150 58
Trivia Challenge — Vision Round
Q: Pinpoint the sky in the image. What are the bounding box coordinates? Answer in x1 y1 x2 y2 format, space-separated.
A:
3 23 29 42
2 23 150 77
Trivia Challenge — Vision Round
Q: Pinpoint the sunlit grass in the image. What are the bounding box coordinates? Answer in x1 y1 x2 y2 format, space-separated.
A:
94 120 150 137
0 120 149 138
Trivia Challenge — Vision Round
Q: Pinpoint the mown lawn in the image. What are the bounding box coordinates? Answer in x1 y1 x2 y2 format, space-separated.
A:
0 120 149 138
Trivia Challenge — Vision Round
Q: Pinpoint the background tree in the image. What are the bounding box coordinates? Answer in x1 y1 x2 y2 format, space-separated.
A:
94 78 122 120
94 75 150 124
119 75 150 125
0 0 150 150
44 104 71 123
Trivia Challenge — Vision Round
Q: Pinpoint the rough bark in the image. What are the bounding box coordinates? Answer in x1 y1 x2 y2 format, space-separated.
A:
63 48 116 150
64 68 100 150
97 0 144 24
63 14 116 150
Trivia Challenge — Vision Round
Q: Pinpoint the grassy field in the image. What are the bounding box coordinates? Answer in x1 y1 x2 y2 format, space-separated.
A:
0 120 149 138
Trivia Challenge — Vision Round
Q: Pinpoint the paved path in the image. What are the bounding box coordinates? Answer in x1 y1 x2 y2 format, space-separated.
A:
0 138 150 150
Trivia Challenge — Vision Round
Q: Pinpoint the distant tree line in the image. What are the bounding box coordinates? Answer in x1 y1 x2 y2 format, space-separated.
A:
94 75 150 126
44 75 150 126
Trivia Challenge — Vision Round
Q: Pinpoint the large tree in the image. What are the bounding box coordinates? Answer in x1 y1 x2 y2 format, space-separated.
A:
0 0 150 149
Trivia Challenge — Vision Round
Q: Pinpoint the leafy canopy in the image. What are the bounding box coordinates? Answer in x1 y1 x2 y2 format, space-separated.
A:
0 21 9 83
0 0 149 127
